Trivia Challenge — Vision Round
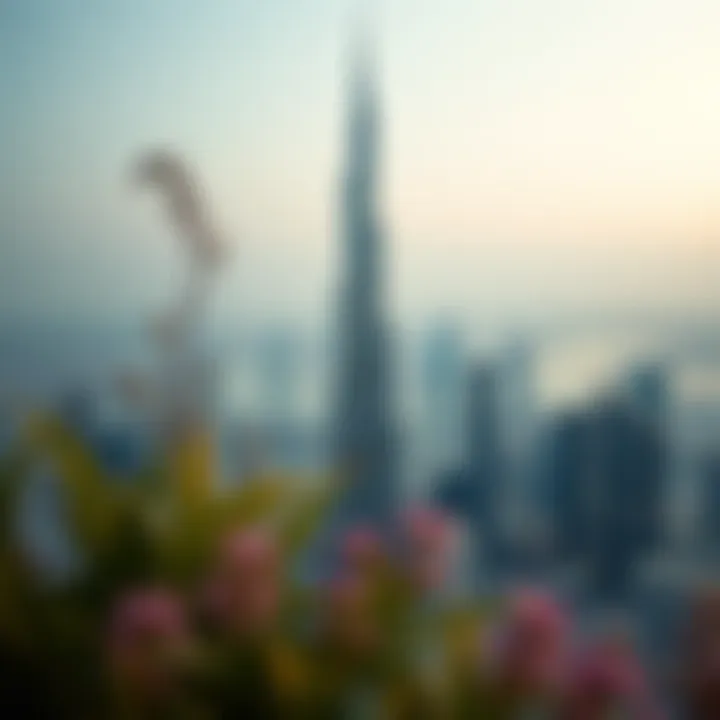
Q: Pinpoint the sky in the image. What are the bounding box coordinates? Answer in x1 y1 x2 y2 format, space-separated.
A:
2 0 720 332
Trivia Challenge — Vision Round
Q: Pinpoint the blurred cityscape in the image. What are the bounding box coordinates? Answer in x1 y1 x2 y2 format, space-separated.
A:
3 10 720 699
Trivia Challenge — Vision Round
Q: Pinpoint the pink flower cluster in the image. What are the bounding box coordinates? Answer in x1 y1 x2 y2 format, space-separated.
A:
565 637 661 720
400 506 457 591
487 588 570 696
200 525 282 638
482 588 664 718
101 507 720 717
320 506 456 655
107 587 190 701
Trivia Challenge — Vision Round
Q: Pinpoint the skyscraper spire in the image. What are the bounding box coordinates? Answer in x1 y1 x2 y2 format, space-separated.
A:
334 31 395 527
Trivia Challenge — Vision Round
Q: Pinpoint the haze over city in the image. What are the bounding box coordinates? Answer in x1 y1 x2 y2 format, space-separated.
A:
5 4 720 716
3 0 720 332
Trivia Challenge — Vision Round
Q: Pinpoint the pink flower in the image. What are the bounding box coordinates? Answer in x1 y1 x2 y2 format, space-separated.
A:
326 572 368 613
565 638 660 720
322 572 379 658
110 587 188 650
341 525 384 570
107 587 189 700
407 554 447 592
679 587 720 719
508 589 569 645
201 526 281 638
399 505 457 591
219 525 280 580
685 649 720 719
401 506 454 556
490 588 570 696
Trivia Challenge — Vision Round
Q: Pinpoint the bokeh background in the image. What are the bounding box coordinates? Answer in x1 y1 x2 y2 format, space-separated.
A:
3 1 720 717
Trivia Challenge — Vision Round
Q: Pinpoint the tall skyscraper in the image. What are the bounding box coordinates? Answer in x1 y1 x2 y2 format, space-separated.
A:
501 339 538 538
545 409 595 563
333 44 395 526
546 396 666 603
465 362 505 581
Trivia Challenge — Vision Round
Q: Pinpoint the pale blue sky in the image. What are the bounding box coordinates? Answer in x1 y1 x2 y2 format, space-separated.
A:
2 0 720 328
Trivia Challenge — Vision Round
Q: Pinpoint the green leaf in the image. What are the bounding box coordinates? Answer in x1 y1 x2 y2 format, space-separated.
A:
24 414 121 555
166 427 217 510
277 474 340 559
212 473 293 531
0 445 30 541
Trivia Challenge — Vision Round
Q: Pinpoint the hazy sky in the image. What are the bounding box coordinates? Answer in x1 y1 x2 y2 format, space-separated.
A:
2 0 720 329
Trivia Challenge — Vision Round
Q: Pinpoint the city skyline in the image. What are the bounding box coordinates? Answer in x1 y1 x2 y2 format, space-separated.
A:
3 5 720 712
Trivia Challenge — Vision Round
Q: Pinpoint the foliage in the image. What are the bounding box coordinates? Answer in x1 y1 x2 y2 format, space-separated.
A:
0 415 711 718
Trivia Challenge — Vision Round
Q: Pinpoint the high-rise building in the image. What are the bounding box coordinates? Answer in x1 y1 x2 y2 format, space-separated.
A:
625 363 670 425
625 362 670 551
546 396 666 603
465 362 505 580
420 323 464 482
701 451 720 553
545 409 594 563
501 339 538 539
333 43 396 527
